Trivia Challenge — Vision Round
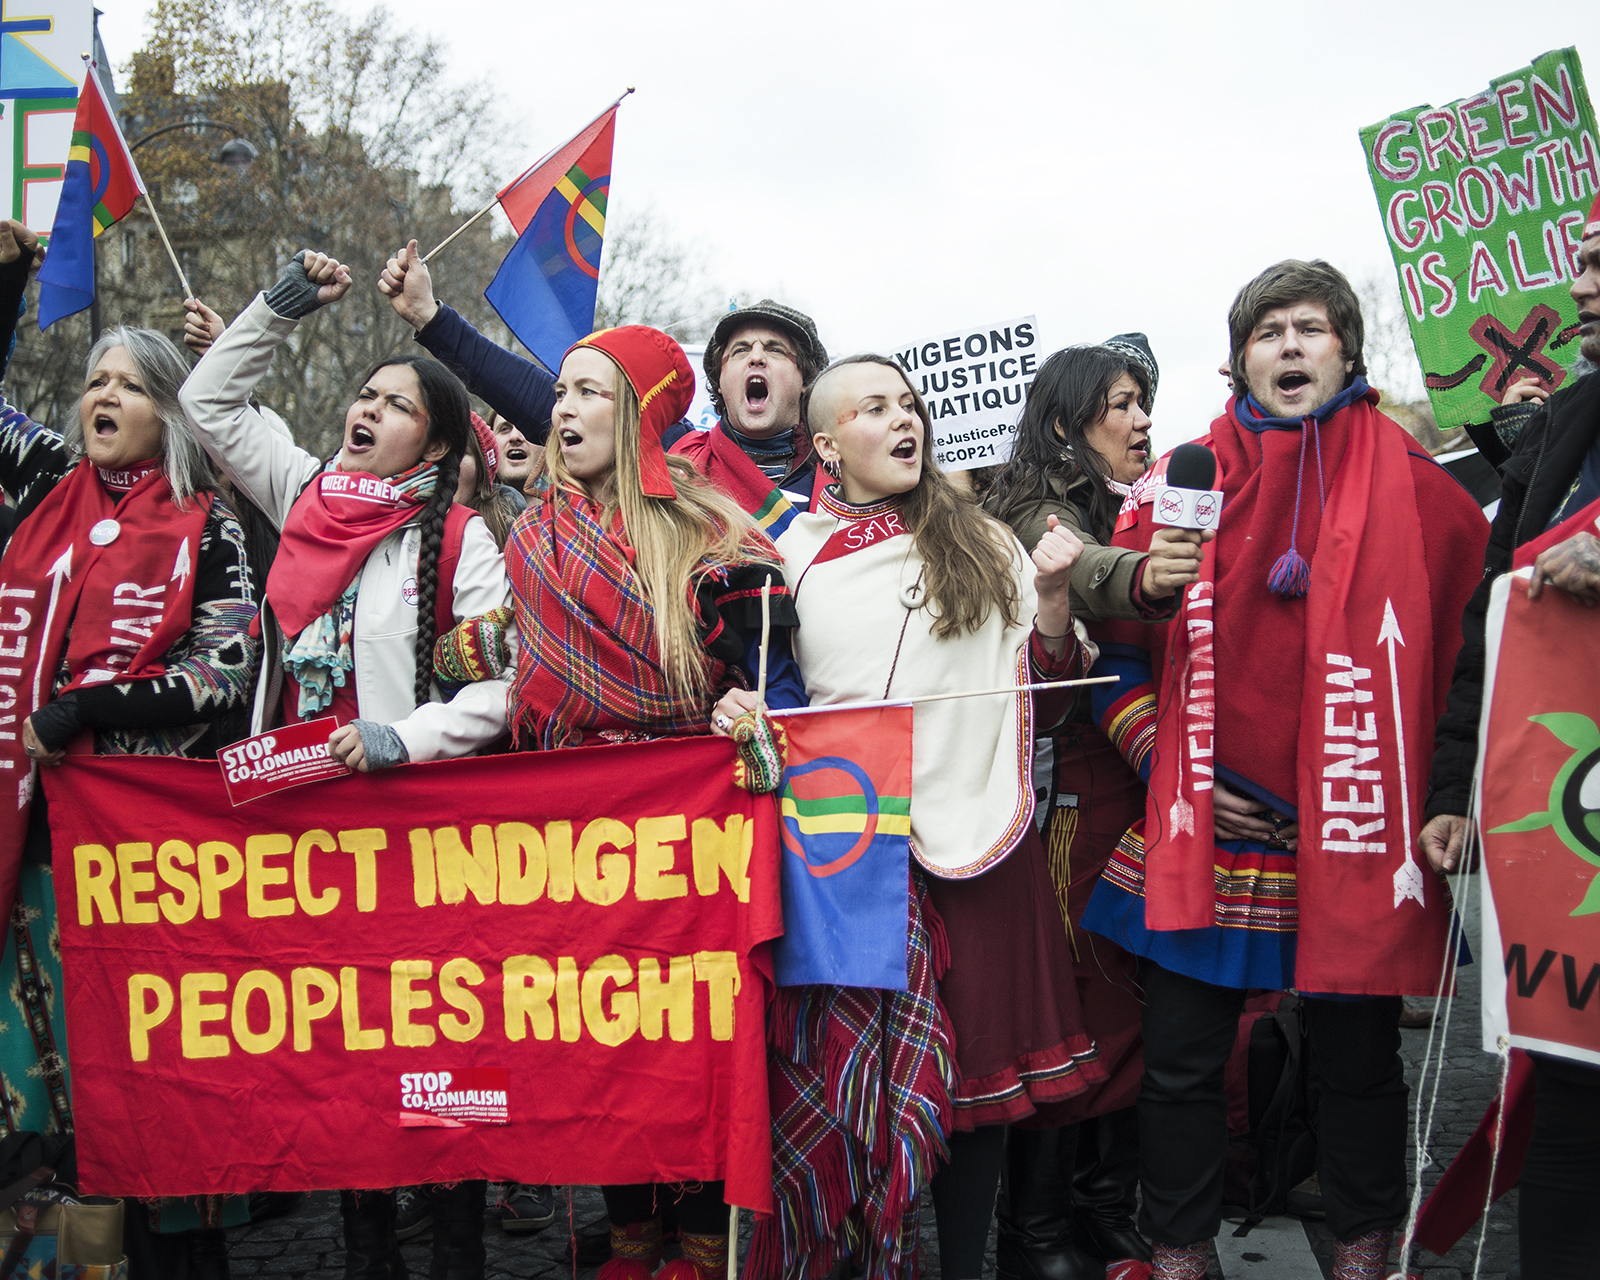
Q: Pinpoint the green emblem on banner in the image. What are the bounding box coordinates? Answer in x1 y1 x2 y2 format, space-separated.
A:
1490 712 1600 915
1360 49 1597 431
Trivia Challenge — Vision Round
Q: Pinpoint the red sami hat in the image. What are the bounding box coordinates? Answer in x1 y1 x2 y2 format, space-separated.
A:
469 412 498 476
1586 189 1600 241
570 325 692 499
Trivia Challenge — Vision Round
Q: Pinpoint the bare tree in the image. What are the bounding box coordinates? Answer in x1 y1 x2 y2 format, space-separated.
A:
593 205 727 345
5 0 515 459
1357 272 1426 406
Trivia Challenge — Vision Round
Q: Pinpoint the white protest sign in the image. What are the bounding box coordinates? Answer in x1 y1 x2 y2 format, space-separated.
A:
679 343 720 431
890 315 1039 471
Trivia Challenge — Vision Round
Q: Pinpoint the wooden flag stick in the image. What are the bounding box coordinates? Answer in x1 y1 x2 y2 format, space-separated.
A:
423 86 636 264
142 192 193 299
767 675 1119 720
756 576 772 708
727 1204 739 1280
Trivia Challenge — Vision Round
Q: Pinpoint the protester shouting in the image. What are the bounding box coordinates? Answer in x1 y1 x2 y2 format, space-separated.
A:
180 249 514 1280
664 300 830 514
1421 192 1600 1280
490 410 537 491
481 323 803 1280
749 355 1104 1280
982 335 1206 1279
456 411 525 550
1079 260 1487 1280
0 219 260 1280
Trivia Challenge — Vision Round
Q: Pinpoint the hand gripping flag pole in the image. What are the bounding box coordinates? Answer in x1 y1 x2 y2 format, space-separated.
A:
423 87 636 264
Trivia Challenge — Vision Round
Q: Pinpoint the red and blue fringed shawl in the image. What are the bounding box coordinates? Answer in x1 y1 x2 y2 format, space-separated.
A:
747 873 956 1280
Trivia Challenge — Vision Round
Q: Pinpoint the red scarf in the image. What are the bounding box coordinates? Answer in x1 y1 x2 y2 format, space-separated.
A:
0 460 210 916
506 479 718 749
1129 392 1474 992
267 469 426 637
672 423 826 517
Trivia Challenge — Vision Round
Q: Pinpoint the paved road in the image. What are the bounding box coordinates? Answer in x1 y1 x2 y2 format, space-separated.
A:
219 899 1518 1280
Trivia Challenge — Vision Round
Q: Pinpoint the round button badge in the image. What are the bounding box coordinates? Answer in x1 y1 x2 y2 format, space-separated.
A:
89 519 121 546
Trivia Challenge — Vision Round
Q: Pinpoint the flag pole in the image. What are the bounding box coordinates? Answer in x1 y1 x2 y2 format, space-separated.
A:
423 86 635 264
756 576 772 709
142 192 193 300
767 675 1119 720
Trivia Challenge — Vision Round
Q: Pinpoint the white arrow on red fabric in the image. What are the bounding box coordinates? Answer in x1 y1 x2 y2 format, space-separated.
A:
31 546 73 712
1380 598 1426 909
171 537 191 589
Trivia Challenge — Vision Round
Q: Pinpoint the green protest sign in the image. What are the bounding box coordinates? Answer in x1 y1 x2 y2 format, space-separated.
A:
1360 48 1596 430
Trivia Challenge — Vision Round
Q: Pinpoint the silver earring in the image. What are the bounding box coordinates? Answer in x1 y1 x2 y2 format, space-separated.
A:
822 457 841 479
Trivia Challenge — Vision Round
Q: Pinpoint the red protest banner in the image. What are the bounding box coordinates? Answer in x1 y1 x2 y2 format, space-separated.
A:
43 737 780 1206
1479 573 1600 1066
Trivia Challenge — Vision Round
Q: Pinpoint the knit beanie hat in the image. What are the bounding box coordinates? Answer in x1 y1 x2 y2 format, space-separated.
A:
570 326 694 498
469 412 498 475
1102 332 1160 412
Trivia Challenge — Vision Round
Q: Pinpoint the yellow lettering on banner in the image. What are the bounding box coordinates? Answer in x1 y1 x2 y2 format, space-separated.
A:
232 970 288 1054
496 823 546 905
180 972 230 1058
638 955 693 1041
339 966 385 1050
409 829 437 907
294 830 339 916
694 951 740 1041
555 956 581 1042
291 967 340 1050
391 960 436 1047
582 955 639 1047
75 844 119 925
575 818 631 905
545 821 575 902
438 957 485 1043
197 841 243 919
435 825 497 905
502 956 556 1041
127 974 173 1061
337 829 384 912
634 816 688 901
246 834 294 918
116 843 158 923
157 840 199 924
692 815 751 902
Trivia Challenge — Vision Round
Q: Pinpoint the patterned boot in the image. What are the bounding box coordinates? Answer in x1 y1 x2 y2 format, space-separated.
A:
658 1231 729 1280
1331 1229 1392 1280
1149 1241 1208 1280
596 1218 663 1280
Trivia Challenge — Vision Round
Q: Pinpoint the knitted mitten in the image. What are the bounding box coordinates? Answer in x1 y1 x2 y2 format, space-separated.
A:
1331 1229 1393 1280
1150 1241 1209 1280
433 605 514 684
731 712 786 794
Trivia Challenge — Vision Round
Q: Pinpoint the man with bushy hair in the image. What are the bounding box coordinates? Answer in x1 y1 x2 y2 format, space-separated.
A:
1080 258 1488 1280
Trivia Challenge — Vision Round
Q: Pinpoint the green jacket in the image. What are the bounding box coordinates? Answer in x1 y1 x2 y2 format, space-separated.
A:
999 469 1177 624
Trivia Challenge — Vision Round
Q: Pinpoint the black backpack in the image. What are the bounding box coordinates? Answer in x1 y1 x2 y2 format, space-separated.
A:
1222 991 1318 1233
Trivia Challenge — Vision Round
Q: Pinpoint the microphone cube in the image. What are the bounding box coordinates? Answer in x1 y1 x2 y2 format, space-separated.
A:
1152 485 1224 530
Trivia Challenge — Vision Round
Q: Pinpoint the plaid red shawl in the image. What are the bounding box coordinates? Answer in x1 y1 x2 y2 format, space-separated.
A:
506 476 782 749
747 873 956 1280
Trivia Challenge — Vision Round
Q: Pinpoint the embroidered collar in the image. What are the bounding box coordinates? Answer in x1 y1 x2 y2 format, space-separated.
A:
817 485 905 521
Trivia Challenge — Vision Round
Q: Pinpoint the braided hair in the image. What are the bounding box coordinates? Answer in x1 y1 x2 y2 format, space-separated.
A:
356 354 472 707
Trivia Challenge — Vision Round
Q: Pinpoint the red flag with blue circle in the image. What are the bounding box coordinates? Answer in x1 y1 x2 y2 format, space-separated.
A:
36 66 145 330
485 106 618 371
772 704 913 989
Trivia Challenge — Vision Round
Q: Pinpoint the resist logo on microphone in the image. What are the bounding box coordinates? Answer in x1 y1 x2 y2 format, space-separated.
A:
1152 486 1225 529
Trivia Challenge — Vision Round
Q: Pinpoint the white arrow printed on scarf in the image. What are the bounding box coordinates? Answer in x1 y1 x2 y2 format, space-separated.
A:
31 546 73 713
1380 598 1426 909
171 537 191 589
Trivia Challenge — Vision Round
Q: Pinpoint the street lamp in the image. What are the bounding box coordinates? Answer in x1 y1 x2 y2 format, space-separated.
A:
87 120 257 338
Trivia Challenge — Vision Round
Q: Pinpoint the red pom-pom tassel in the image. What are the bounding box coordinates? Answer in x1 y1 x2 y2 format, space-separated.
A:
655 1261 710 1280
597 1261 657 1280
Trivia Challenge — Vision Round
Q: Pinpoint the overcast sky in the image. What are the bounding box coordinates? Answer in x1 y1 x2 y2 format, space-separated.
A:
96 1 1596 453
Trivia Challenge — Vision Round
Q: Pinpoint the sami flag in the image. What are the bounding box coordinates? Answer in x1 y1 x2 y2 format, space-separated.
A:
485 105 618 370
37 66 145 330
771 705 914 990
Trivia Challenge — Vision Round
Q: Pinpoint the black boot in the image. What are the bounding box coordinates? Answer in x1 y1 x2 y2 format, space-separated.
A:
995 1127 1101 1280
188 1227 232 1280
340 1190 410 1280
1070 1108 1150 1264
428 1181 487 1280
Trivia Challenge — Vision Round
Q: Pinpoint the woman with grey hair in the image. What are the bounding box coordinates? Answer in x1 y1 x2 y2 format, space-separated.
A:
0 218 260 1280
